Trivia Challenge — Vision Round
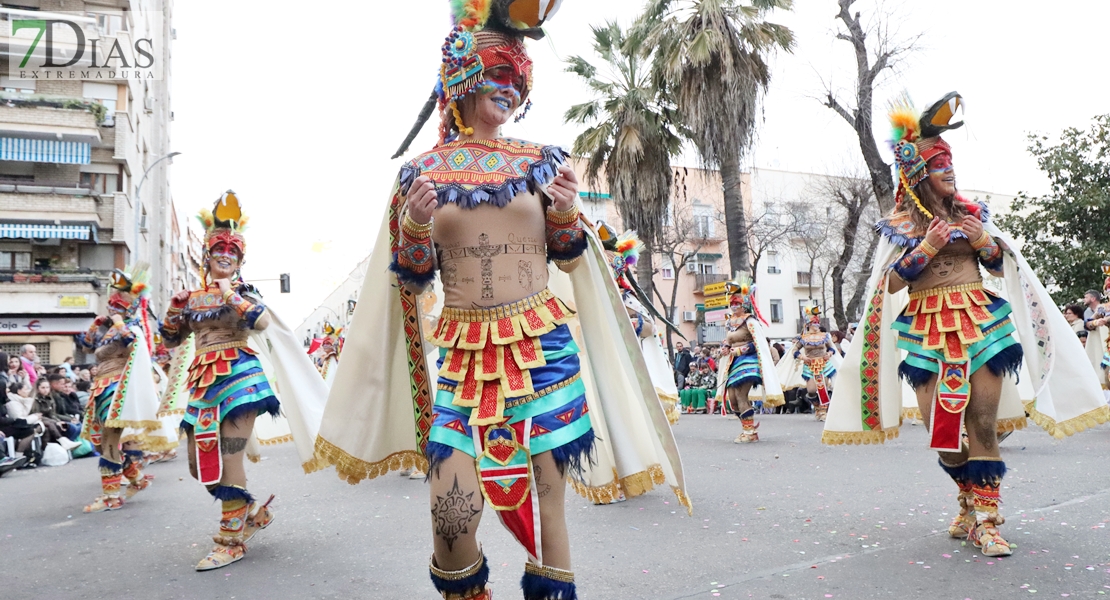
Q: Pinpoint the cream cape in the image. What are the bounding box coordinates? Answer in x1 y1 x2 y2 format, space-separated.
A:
548 225 689 511
108 324 163 446
622 292 680 425
823 222 1109 445
313 189 690 512
242 310 329 473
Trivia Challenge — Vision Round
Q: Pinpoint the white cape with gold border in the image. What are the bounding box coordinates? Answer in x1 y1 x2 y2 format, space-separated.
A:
112 325 163 447
313 203 691 513
242 310 329 473
823 223 1108 445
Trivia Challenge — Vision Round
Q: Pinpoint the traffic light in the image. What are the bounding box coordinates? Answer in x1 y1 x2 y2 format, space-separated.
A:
280 273 291 293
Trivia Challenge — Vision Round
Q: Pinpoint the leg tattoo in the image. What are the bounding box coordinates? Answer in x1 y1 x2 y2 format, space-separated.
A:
431 475 482 552
534 464 552 498
221 437 249 456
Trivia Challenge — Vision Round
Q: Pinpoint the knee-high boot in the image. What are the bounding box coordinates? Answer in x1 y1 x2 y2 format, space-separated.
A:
938 459 974 538
734 408 759 443
196 485 252 571
84 457 124 513
967 457 1011 557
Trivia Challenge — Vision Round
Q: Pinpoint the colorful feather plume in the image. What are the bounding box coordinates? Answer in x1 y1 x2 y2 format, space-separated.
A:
615 231 642 267
451 0 493 30
196 209 214 231
888 93 920 144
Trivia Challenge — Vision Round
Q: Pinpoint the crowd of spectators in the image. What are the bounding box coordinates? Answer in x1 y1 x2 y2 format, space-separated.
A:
1 345 94 475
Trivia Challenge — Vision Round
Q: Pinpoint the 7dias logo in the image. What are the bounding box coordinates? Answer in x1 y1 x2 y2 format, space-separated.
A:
4 11 164 80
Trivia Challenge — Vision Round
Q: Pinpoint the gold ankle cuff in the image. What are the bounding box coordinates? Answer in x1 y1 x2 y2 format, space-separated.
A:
524 562 575 583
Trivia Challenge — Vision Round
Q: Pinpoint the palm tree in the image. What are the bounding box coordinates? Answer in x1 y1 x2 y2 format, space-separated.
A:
565 21 683 291
637 0 795 276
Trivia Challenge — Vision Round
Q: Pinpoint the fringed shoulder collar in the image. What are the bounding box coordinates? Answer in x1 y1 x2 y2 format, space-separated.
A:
875 200 991 249
399 138 568 209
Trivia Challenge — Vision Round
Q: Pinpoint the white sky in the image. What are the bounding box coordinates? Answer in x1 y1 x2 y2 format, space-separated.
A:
170 0 1110 323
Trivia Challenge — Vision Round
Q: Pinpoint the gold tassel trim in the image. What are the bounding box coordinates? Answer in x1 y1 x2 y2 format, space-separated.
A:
313 435 428 484
104 419 163 432
821 427 901 446
570 468 622 504
157 408 186 418
1023 401 1110 440
995 415 1026 435
761 393 785 408
118 431 179 452
901 407 923 420
256 433 294 446
300 454 332 475
619 464 667 499
672 486 694 516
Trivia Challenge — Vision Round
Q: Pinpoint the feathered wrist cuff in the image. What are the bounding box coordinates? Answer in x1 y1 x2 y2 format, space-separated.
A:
546 205 586 261
389 214 436 286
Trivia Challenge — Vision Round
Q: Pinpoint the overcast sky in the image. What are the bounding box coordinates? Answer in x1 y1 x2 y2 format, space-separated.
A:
169 0 1109 323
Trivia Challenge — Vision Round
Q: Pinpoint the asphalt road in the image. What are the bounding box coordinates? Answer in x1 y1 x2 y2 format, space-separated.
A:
4 413 1109 599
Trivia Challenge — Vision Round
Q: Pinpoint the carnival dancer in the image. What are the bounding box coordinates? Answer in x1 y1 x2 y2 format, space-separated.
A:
160 191 327 571
312 323 343 388
597 224 682 425
76 265 161 513
718 276 783 443
823 92 1109 558
787 305 838 421
313 3 688 598
1083 261 1110 394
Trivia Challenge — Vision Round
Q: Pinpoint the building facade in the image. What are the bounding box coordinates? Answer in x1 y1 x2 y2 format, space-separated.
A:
0 0 177 365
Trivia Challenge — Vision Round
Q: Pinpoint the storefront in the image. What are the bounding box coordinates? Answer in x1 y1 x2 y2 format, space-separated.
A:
0 314 96 366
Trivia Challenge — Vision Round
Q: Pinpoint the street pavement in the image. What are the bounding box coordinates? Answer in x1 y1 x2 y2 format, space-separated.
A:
4 413 1109 599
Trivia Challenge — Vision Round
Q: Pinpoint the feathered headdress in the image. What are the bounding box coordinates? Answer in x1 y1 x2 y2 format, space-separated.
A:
196 191 249 283
392 0 564 158
803 303 821 326
108 262 155 352
888 91 964 219
725 273 768 326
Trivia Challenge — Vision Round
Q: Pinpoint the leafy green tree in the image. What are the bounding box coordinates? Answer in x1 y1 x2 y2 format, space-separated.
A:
997 114 1110 305
636 0 794 277
565 21 683 290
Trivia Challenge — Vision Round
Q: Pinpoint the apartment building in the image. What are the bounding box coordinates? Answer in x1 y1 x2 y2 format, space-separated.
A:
0 0 177 364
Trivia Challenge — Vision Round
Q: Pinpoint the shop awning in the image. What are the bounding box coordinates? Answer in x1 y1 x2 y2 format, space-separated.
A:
0 137 91 164
0 222 94 240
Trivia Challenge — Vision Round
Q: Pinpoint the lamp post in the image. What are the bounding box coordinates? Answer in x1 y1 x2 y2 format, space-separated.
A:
131 151 181 259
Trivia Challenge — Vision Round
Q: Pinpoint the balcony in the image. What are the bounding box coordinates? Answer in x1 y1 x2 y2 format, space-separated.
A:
0 186 103 232
0 269 105 314
0 95 105 145
693 273 729 293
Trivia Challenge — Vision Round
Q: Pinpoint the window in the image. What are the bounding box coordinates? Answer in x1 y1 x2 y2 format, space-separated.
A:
796 271 811 286
91 12 128 36
697 262 715 275
661 257 674 280
83 82 118 125
0 251 32 270
80 172 119 194
766 251 781 274
769 299 784 323
0 76 35 95
0 343 50 365
692 203 715 239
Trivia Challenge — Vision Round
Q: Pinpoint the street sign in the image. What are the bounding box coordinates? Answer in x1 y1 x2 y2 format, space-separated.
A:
57 294 90 308
704 295 729 309
703 282 727 296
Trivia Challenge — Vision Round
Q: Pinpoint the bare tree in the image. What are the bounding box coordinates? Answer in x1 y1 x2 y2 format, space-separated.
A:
812 171 876 329
652 171 712 358
747 200 799 284
822 0 921 214
792 202 838 321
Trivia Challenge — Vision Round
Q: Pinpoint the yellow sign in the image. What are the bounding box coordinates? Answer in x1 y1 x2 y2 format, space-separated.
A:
704 295 730 309
703 282 727 296
58 295 89 308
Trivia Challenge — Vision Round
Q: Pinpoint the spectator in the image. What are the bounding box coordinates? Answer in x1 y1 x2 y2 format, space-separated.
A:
6 381 34 419
831 331 847 356
772 342 786 363
48 374 82 421
1077 329 1089 348
0 352 9 394
0 396 38 465
1063 304 1086 334
78 368 92 382
19 344 38 387
700 347 717 371
89 364 99 379
74 380 91 409
673 342 693 390
1083 290 1102 321
58 357 76 380
32 378 77 439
